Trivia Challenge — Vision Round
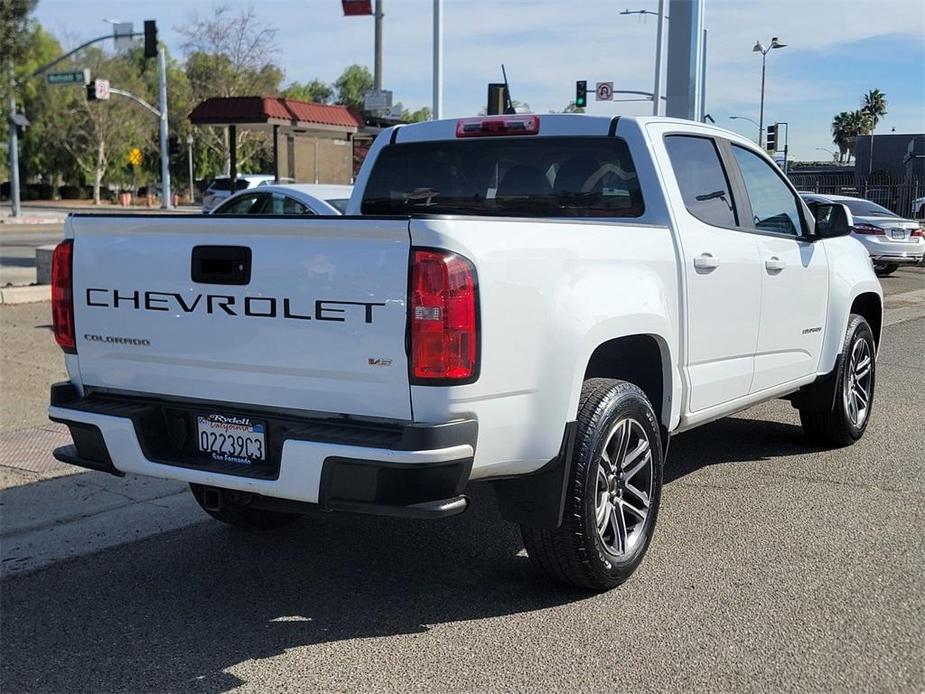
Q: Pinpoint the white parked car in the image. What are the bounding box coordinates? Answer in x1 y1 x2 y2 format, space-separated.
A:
210 184 354 216
800 193 924 276
50 115 882 590
201 175 276 213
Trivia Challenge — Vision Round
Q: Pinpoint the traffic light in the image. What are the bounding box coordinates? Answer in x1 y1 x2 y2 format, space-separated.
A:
169 136 180 156
143 20 158 59
575 80 587 109
766 123 778 153
86 84 97 101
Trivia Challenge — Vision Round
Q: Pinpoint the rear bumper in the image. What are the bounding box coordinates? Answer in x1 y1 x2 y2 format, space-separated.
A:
870 253 924 265
48 383 476 519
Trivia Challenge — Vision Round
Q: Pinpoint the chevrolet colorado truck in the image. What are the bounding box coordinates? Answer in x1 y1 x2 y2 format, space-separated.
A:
48 115 882 590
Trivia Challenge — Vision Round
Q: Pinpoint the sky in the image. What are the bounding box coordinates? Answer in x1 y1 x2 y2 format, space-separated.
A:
33 0 925 161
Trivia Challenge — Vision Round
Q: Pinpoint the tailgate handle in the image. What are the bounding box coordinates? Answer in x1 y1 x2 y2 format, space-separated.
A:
191 246 251 285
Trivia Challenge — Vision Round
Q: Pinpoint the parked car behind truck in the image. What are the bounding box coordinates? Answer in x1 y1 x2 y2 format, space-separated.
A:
49 115 882 590
800 193 924 275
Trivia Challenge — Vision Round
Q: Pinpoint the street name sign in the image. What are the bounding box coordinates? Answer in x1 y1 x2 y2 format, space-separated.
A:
47 69 90 86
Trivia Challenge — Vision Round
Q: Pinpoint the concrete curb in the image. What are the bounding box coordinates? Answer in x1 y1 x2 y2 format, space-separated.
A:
0 284 49 305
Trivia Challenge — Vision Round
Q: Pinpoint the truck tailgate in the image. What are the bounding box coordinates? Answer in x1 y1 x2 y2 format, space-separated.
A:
69 215 412 420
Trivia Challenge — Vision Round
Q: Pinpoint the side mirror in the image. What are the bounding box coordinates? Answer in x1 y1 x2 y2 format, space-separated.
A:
809 202 854 239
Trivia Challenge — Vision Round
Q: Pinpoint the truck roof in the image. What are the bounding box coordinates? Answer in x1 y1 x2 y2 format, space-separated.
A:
389 113 748 145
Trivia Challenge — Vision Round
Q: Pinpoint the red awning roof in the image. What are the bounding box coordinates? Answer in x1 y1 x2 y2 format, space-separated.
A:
189 97 365 131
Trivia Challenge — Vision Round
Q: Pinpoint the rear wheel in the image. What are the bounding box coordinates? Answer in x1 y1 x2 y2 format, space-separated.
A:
799 314 876 447
190 483 302 530
521 378 663 591
873 262 898 276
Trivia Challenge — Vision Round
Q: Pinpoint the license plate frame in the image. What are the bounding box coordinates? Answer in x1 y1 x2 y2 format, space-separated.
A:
196 413 267 465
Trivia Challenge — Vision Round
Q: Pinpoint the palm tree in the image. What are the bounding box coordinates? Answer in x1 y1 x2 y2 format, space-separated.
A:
831 111 852 163
862 89 888 131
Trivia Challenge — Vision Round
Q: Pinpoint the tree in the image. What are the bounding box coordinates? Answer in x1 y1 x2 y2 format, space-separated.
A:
281 79 333 104
15 25 78 191
861 89 887 131
176 5 284 175
561 101 586 114
334 64 373 109
402 105 431 123
51 47 150 203
832 109 872 164
0 0 38 66
831 111 852 163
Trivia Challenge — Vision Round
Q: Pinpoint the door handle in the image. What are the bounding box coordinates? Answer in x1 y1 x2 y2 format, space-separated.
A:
765 256 786 272
693 253 719 270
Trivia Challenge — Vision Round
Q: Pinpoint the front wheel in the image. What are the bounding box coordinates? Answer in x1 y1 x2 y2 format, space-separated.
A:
799 314 876 447
521 378 664 591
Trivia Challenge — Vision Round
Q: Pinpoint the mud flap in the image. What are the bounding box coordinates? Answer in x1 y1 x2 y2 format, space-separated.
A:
491 422 577 529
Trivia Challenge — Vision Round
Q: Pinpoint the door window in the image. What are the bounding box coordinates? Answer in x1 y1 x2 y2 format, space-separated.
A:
263 193 311 215
215 193 266 214
664 135 738 228
731 146 802 235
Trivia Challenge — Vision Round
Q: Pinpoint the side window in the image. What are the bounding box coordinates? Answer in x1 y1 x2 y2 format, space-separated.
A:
664 135 738 228
264 193 311 215
215 193 265 215
731 145 802 235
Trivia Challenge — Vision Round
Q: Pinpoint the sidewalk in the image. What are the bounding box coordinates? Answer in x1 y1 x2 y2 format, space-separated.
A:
1 200 200 224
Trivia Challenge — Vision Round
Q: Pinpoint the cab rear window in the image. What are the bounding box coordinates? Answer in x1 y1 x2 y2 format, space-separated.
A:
361 137 644 218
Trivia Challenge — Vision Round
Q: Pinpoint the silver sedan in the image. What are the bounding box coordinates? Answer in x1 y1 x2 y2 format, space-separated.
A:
210 183 354 216
801 193 924 276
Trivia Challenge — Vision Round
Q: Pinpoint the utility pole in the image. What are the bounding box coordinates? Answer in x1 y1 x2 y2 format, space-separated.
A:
157 45 171 209
7 62 21 218
433 0 443 119
374 0 383 91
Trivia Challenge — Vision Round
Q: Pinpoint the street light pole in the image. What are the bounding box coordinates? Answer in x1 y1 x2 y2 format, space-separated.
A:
432 0 443 119
7 61 21 218
753 37 786 149
157 44 171 209
187 134 194 204
729 115 760 144
373 0 383 91
619 6 668 116
653 0 666 116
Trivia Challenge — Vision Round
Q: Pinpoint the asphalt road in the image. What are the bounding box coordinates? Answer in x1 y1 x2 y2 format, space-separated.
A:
1 280 923 693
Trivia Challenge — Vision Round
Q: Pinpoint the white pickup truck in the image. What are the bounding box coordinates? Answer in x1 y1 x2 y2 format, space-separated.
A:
49 115 882 590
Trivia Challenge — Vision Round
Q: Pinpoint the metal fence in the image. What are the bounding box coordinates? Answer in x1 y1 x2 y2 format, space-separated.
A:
787 172 924 219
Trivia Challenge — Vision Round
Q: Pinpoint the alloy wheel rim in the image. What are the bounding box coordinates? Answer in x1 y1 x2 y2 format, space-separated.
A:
844 337 873 427
594 418 653 557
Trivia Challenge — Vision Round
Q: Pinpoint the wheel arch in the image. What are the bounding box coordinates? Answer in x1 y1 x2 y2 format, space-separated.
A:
850 292 882 350
582 333 674 436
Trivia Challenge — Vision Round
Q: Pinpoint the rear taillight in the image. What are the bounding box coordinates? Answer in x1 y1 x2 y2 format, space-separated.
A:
911 228 923 238
456 115 540 138
51 240 76 353
409 249 478 383
852 223 885 236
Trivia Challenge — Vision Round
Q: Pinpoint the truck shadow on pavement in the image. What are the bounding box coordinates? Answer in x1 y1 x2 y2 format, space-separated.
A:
0 411 810 693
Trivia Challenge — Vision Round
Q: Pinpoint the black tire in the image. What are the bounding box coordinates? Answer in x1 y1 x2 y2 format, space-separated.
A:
189 483 301 530
799 314 876 447
874 263 898 277
521 378 664 591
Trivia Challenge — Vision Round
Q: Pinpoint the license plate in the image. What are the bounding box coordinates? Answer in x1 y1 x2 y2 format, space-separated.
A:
196 414 266 464
892 229 906 239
